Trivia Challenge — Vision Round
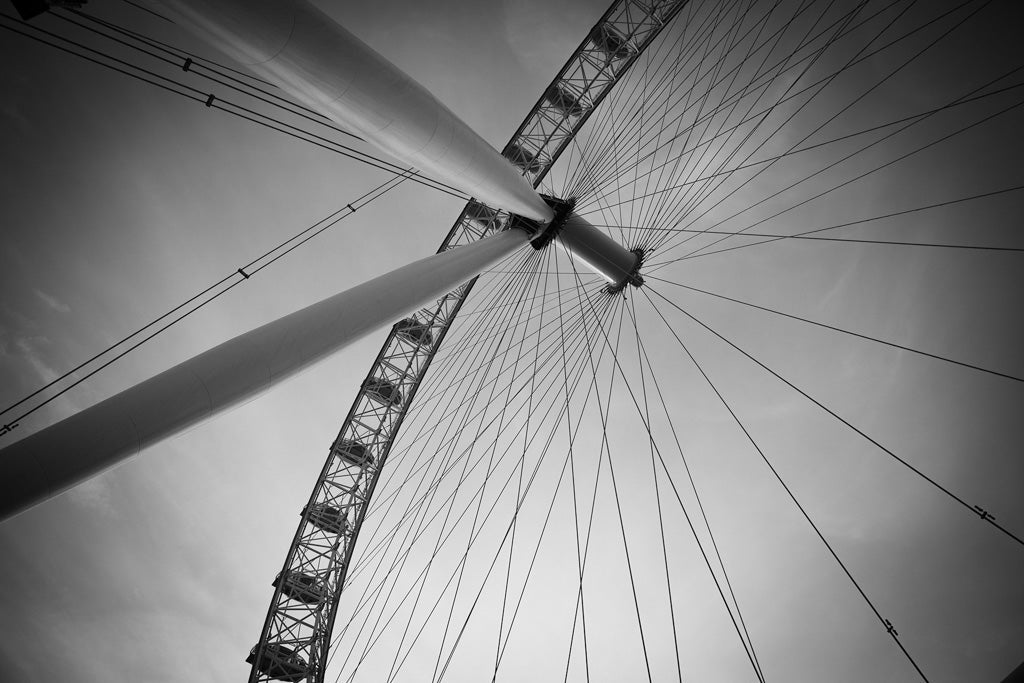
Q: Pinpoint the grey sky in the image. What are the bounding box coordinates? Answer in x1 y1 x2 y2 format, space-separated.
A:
1 0 1023 682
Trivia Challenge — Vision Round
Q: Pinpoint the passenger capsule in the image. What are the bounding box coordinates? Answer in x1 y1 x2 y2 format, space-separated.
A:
505 143 544 174
364 377 403 407
396 317 433 347
333 438 373 467
303 502 347 535
246 643 308 682
591 24 634 61
273 571 328 605
544 83 589 118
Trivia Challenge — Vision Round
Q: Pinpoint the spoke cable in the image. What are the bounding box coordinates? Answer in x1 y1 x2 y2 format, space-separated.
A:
647 276 1024 383
625 297 766 682
646 287 1024 547
643 287 932 682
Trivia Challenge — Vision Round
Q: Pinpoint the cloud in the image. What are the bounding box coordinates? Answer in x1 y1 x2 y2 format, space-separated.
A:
34 289 71 314
67 477 117 517
0 102 31 134
14 336 60 385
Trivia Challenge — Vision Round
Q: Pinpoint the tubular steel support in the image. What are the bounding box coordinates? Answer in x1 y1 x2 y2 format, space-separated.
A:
155 0 554 223
0 228 530 521
556 213 643 288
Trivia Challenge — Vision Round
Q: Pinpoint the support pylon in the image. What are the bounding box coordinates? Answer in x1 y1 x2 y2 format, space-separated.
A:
157 0 554 223
0 228 531 520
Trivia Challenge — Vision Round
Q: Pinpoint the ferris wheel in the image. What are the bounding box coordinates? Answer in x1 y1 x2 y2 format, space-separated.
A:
0 0 1022 682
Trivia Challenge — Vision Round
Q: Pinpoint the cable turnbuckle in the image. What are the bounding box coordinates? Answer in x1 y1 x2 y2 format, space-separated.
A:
884 619 898 637
973 505 995 522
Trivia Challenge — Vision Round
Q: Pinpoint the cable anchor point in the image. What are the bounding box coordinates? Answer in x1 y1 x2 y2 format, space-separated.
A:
973 504 995 522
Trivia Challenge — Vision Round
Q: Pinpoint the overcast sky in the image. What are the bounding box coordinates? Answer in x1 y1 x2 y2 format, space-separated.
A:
1 1 1023 682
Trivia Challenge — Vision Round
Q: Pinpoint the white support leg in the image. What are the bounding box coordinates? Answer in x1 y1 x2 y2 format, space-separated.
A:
156 0 554 223
0 228 531 520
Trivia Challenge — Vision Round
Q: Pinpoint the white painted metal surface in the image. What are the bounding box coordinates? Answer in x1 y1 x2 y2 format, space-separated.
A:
0 228 531 520
156 0 554 223
556 213 639 286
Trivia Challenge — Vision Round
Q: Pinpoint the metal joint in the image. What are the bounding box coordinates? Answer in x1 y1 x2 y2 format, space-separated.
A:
974 504 995 521
604 247 646 294
506 194 576 250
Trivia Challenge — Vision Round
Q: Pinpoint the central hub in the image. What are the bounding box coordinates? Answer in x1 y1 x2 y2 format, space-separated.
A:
508 194 576 249
509 194 644 291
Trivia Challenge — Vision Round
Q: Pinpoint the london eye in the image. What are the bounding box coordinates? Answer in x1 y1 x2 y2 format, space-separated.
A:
0 1 1022 682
